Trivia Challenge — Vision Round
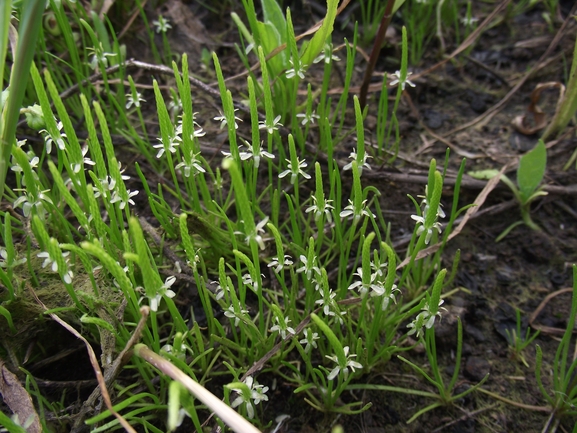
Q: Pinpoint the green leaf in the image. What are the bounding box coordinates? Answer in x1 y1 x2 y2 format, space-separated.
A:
467 169 500 180
301 0 338 67
261 0 286 45
256 21 285 75
517 140 546 203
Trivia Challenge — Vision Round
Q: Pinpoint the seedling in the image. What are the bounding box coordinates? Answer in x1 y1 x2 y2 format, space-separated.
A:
470 140 548 241
504 308 540 368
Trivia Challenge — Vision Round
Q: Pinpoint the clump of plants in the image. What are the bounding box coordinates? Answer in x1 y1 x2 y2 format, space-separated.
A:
0 0 575 432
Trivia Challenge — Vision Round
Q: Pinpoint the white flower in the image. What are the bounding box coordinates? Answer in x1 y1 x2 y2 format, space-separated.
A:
285 59 307 79
347 267 384 298
258 115 282 134
390 70 416 91
214 283 227 301
230 376 269 419
40 121 66 154
72 144 96 174
152 15 172 33
270 315 296 340
296 111 320 126
0 248 26 268
125 91 146 109
279 157 311 184
149 276 177 312
110 189 139 210
343 149 372 174
237 140 275 169
175 151 206 177
267 255 293 273
407 299 446 339
153 134 181 159
37 250 73 284
242 273 264 292
87 43 117 70
299 328 319 353
306 195 334 223
339 199 375 224
313 44 341 64
214 109 242 130
410 198 444 244
380 283 400 311
11 152 39 173
315 288 339 317
461 16 479 26
175 116 206 139
13 189 53 218
296 254 321 280
240 217 269 250
325 346 363 380
224 305 249 327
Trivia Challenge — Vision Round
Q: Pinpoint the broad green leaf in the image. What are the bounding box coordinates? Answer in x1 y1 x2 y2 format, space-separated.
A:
517 140 546 203
261 0 286 45
256 21 285 77
301 0 338 67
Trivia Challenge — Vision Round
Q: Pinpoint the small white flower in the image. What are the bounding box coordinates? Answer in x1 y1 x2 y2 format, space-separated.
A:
149 276 177 312
461 16 479 26
0 248 26 268
224 305 249 327
214 109 242 130
153 134 181 159
343 149 372 174
279 157 311 184
237 140 275 169
87 43 117 70
407 299 446 339
13 189 53 218
258 115 283 134
296 111 320 126
325 346 363 380
239 217 269 250
296 254 321 280
110 189 139 210
347 267 384 298
390 70 416 91
299 328 319 353
339 199 375 224
242 273 265 292
410 198 445 245
306 195 334 223
270 315 296 340
37 250 73 284
214 283 227 301
267 255 293 273
152 15 172 33
175 151 206 177
315 288 340 318
285 59 307 79
313 43 341 64
230 376 269 419
72 145 96 174
125 91 146 109
40 121 67 154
